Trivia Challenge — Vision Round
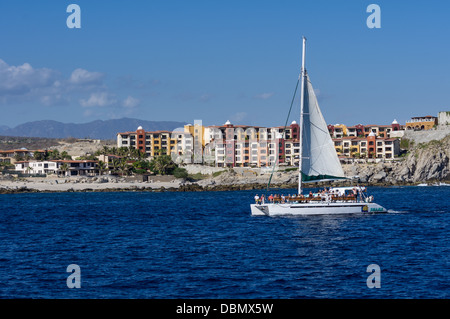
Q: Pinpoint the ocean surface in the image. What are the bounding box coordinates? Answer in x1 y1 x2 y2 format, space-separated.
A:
0 186 448 299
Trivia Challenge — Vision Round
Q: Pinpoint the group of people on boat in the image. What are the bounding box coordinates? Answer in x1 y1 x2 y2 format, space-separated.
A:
254 187 365 204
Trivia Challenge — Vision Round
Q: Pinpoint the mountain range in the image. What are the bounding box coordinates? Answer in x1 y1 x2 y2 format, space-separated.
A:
0 118 187 140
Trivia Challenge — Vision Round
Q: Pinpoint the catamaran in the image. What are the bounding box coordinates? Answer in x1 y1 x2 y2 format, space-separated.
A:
251 37 387 216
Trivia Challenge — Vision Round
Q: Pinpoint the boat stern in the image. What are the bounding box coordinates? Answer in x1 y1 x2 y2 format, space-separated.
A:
250 204 269 216
365 202 388 213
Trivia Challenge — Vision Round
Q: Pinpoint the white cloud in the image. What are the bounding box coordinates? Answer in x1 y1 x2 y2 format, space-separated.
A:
0 59 58 95
122 96 140 108
80 92 117 107
254 92 274 100
69 68 104 85
0 59 147 115
40 94 69 107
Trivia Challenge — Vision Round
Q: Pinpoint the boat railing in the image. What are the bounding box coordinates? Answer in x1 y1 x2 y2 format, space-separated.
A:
266 194 360 204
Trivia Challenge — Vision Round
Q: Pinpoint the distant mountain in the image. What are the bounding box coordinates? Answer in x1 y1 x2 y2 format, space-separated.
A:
0 125 9 134
0 118 187 140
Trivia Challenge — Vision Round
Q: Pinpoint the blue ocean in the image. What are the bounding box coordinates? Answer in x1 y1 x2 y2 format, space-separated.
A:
0 186 448 299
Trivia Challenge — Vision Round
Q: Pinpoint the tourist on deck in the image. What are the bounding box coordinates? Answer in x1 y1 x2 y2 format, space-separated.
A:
261 194 265 204
268 194 274 203
254 194 260 204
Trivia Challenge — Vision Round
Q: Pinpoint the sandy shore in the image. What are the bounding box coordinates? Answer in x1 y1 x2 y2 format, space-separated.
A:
0 176 185 193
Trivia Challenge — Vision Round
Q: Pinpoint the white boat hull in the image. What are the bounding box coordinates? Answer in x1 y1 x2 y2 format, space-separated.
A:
250 201 387 216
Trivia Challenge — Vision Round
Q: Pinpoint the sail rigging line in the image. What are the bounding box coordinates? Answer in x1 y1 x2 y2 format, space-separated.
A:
266 74 301 191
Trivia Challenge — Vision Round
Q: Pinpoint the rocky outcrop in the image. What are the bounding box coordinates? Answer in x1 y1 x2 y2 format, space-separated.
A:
342 135 450 184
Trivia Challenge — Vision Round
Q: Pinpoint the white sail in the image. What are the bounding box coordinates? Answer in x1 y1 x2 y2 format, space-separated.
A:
301 72 345 182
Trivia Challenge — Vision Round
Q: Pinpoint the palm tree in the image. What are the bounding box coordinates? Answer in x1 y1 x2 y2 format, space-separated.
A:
150 155 176 175
97 160 106 176
61 151 71 160
102 145 110 155
59 163 69 177
111 158 120 174
118 158 128 176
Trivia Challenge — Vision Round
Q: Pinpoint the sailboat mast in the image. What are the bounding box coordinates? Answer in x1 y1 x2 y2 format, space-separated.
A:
298 36 306 195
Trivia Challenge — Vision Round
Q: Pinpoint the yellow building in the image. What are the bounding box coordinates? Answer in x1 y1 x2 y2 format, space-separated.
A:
184 122 205 147
405 116 438 130
116 126 178 157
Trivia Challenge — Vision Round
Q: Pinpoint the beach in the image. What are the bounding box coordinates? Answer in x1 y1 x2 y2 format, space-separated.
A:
0 176 185 193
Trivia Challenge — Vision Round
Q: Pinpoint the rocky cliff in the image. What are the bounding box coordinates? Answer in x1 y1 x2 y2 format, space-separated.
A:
344 135 450 185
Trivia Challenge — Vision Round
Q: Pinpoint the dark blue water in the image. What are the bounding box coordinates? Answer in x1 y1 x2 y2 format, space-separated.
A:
0 186 448 298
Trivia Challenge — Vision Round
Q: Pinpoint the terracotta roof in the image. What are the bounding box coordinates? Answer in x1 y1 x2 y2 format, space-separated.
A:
52 160 98 163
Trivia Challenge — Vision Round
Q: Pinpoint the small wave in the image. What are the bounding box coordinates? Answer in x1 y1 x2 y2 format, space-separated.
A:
387 209 407 214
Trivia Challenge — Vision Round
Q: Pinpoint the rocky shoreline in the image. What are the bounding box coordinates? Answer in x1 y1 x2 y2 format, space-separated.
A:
0 174 444 195
1 134 449 194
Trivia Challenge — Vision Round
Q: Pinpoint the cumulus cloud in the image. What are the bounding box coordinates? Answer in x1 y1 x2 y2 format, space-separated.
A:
40 94 69 107
69 68 104 85
122 96 140 108
0 59 58 95
0 59 145 118
254 92 274 100
80 92 117 108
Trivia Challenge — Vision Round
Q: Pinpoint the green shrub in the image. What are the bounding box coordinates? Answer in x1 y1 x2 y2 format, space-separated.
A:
173 167 188 179
212 170 226 177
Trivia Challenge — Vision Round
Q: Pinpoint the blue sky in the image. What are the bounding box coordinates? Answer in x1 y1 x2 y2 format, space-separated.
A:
0 0 449 128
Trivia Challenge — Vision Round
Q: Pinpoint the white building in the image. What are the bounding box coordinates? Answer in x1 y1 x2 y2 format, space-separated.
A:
15 160 98 176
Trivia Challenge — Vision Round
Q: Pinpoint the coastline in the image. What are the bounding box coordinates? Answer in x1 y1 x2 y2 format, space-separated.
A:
0 176 437 195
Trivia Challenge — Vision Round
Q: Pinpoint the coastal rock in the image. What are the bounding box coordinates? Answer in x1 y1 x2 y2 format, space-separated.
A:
370 171 387 183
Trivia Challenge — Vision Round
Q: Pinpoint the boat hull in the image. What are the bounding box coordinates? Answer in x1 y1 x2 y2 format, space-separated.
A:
250 202 387 216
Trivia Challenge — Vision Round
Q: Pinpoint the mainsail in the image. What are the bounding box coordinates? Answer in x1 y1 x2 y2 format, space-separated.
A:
300 72 345 182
